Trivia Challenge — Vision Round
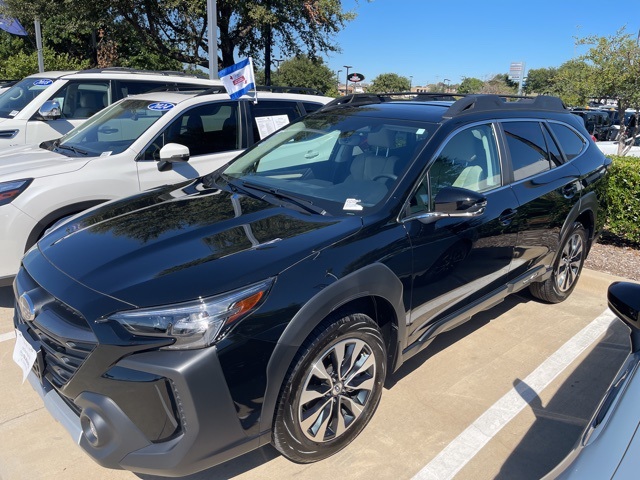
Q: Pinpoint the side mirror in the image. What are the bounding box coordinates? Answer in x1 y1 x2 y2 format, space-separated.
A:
158 143 190 171
608 281 640 353
433 186 487 216
38 100 61 121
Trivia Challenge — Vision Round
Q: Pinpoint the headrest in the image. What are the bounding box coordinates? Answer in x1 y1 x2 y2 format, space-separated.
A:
367 129 396 149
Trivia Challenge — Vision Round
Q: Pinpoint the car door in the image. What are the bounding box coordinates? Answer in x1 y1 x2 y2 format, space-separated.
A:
501 120 582 281
403 123 520 345
136 101 243 191
25 80 110 144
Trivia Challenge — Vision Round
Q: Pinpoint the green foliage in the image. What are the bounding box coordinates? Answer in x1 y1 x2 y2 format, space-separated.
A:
603 156 640 243
271 55 336 94
368 73 410 93
480 74 517 95
457 77 484 94
525 67 557 95
0 47 90 78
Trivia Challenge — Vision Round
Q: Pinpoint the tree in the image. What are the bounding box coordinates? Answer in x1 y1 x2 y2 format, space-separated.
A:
457 77 484 94
577 28 640 154
552 59 593 107
368 73 410 93
480 74 517 95
0 46 90 78
525 67 557 95
271 56 337 95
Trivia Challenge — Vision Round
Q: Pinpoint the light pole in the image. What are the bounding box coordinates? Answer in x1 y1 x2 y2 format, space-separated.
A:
444 78 450 93
273 58 283 70
343 65 352 95
336 69 342 92
410 75 413 91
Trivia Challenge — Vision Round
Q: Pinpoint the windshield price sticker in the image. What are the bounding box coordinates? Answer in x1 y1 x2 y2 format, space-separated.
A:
148 102 175 111
12 330 37 384
343 198 363 211
33 79 53 87
9 110 19 117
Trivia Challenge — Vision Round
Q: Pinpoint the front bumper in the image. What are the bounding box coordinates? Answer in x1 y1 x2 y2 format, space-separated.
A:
21 328 265 477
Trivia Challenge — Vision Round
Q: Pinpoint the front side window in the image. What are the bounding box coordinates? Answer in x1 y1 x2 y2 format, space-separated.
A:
503 121 552 181
50 81 110 119
426 123 502 206
141 101 239 160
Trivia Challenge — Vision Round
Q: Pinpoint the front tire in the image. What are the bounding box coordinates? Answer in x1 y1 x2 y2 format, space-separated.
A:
272 312 386 463
530 222 587 303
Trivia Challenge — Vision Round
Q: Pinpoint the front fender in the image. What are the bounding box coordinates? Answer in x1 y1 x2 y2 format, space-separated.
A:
258 262 405 438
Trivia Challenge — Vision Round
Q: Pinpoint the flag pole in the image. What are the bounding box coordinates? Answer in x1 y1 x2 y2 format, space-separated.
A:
34 18 44 72
207 0 218 79
249 57 257 104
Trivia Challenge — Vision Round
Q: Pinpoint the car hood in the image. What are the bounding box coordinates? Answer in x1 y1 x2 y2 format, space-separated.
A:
0 144 88 178
37 179 362 308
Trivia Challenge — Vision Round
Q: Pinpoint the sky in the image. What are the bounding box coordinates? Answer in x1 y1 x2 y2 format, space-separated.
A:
320 0 640 87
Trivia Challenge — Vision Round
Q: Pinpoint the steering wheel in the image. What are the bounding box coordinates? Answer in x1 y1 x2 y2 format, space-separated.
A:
9 87 24 101
372 173 397 182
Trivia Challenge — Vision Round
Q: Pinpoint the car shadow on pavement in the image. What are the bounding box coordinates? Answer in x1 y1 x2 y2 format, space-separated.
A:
136 444 280 480
0 285 14 308
386 293 531 388
494 320 629 479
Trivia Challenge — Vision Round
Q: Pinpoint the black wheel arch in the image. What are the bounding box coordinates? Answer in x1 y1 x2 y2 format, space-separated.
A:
25 200 108 252
259 262 405 437
561 191 598 253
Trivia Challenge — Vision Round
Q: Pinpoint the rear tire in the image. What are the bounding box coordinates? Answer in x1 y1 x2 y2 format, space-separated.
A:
272 312 386 463
530 222 587 303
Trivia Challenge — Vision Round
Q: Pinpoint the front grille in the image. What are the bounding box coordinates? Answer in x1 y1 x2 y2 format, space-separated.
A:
14 269 97 389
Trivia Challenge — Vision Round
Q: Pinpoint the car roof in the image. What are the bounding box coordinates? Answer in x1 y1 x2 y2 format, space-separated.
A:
26 68 221 85
321 93 570 124
123 90 333 105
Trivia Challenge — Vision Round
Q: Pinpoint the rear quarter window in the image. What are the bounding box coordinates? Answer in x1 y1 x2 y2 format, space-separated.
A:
548 123 586 160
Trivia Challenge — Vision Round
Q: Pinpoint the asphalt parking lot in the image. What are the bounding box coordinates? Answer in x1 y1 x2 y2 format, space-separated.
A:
0 268 631 480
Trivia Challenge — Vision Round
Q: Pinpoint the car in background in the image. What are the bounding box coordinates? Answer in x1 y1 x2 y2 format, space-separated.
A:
571 108 613 141
0 89 331 285
12 93 610 476
0 68 220 148
0 79 18 96
544 281 640 479
597 135 640 157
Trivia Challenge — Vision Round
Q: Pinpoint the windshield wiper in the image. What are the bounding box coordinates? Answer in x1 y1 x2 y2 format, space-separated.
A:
241 180 328 216
56 144 89 156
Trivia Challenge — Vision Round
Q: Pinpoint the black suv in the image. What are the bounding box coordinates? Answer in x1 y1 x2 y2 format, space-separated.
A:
13 94 610 476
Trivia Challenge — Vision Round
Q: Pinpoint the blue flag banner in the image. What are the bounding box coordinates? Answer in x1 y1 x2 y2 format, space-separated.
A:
218 58 256 101
0 1 27 36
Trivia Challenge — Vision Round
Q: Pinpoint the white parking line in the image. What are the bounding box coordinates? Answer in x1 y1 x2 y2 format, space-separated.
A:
0 331 16 343
412 309 618 480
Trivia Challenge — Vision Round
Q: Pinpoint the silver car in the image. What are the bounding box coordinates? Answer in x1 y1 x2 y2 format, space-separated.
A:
545 281 640 479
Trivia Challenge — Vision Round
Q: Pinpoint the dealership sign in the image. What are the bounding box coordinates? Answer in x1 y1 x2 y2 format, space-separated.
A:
348 73 365 82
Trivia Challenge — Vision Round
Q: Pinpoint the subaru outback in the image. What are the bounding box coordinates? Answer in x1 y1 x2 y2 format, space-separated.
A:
13 93 610 476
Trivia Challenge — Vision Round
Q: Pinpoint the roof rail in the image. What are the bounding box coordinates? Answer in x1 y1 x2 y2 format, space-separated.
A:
443 94 567 118
324 92 460 108
78 67 209 79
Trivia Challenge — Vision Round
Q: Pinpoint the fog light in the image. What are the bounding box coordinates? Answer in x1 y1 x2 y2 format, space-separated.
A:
80 409 108 447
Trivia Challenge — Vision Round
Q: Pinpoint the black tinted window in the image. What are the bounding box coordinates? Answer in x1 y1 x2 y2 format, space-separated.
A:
548 123 585 160
542 124 563 166
251 101 302 140
503 121 551 181
302 102 323 114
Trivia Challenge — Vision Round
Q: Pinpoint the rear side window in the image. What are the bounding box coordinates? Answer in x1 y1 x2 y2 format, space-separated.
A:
251 101 303 140
503 121 553 181
548 123 586 160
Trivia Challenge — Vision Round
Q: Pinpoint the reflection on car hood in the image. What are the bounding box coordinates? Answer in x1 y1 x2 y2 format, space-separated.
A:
37 179 361 307
0 144 88 179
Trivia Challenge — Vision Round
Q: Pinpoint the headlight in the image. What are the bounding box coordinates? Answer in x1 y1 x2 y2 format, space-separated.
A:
106 278 274 350
0 179 32 206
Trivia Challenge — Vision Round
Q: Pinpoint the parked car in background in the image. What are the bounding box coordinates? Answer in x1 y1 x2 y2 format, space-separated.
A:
597 135 640 157
0 89 331 285
544 281 640 479
0 79 18 96
0 68 220 148
571 108 613 141
12 93 610 476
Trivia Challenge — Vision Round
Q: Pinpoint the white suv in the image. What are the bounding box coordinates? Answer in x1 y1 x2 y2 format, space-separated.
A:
0 89 331 284
0 68 220 148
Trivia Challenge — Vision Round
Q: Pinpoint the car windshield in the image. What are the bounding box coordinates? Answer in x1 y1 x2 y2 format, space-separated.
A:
222 110 436 215
53 98 174 157
0 76 57 118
